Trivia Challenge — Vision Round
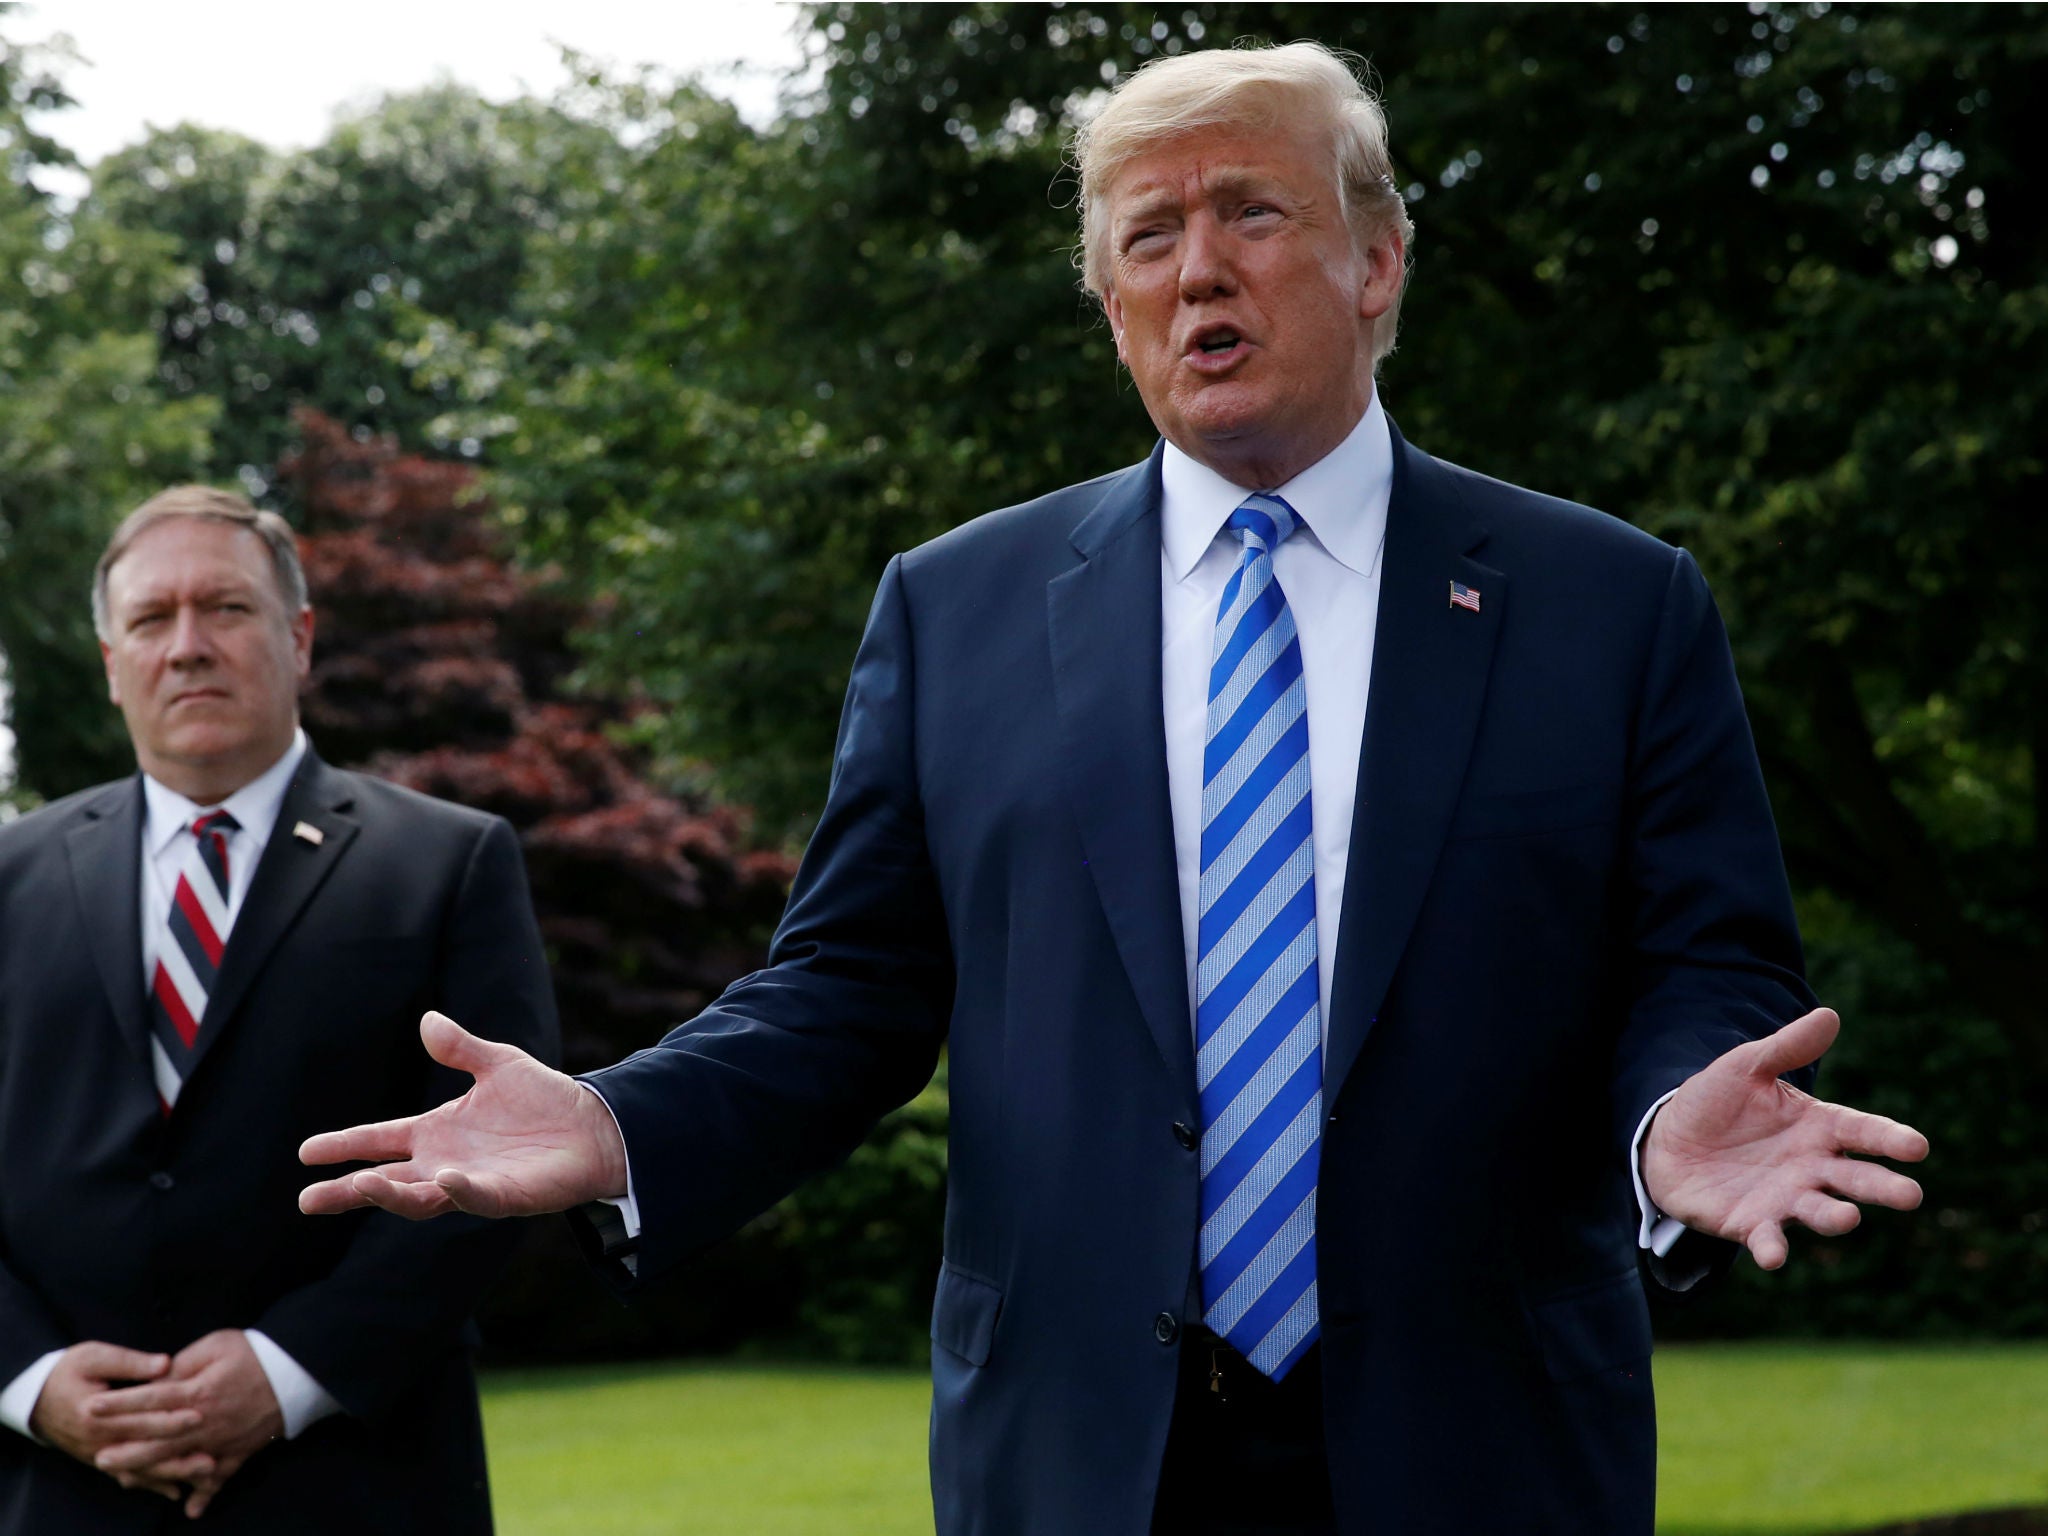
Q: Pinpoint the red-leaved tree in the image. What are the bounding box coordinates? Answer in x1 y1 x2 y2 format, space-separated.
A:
279 409 794 1077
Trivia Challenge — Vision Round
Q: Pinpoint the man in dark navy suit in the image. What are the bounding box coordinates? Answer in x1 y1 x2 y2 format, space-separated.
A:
303 41 1928 1536
0 487 556 1532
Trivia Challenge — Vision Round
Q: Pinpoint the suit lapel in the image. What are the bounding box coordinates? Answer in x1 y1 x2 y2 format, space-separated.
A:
1325 424 1506 1107
185 752 360 1081
1047 449 1199 1115
65 778 153 1074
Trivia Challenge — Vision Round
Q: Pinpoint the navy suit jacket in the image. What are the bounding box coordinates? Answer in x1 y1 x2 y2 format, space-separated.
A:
587 425 1813 1534
0 752 559 1535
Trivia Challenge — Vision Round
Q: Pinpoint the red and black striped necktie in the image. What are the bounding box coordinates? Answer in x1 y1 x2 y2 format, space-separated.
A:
149 809 240 1112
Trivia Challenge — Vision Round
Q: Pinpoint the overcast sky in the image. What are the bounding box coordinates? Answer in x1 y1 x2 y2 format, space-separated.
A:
15 1 809 167
1 2 808 790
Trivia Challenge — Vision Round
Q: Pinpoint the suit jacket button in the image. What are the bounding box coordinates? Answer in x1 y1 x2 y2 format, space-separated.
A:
148 1171 175 1191
1153 1313 1179 1345
1172 1121 1198 1151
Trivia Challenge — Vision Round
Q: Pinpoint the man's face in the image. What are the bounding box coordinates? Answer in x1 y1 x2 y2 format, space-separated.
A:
100 517 312 803
1101 121 1404 489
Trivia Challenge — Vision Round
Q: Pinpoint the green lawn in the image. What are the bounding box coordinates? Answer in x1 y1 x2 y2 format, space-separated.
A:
480 1345 2048 1536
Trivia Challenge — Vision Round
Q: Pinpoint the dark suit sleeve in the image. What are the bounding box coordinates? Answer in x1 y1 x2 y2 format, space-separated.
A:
0 1245 68 1388
255 815 560 1421
1610 548 1817 1285
577 554 954 1286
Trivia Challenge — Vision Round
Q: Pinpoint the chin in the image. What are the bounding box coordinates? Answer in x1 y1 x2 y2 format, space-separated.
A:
1176 390 1276 443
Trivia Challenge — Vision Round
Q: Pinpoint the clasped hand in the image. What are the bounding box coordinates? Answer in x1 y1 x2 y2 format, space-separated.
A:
1643 1007 1930 1269
32 1330 282 1519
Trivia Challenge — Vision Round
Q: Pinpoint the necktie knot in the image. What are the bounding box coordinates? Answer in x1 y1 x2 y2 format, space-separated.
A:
189 810 239 900
192 810 240 839
1226 493 1302 556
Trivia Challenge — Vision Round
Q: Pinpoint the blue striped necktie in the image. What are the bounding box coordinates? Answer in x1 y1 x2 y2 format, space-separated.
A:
1196 492 1322 1381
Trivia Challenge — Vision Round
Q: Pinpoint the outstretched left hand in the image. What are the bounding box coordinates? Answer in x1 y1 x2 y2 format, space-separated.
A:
1642 1007 1930 1270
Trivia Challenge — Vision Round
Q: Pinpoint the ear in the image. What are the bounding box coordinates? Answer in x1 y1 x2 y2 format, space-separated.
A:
290 607 315 683
101 639 120 706
1103 285 1129 366
1355 228 1406 325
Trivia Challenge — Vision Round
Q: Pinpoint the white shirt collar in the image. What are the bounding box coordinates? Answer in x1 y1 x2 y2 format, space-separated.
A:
1160 392 1393 584
143 728 309 860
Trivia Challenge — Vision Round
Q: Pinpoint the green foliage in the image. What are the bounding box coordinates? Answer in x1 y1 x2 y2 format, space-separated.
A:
78 85 622 492
753 1061 948 1365
3 2 2042 1348
0 19 217 800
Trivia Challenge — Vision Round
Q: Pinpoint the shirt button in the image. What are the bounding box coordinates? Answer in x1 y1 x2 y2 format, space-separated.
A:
148 1171 175 1191
1154 1312 1180 1345
1172 1121 1198 1151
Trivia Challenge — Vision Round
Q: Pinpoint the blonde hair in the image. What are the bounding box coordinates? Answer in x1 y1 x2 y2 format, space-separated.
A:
92 486 308 641
1071 40 1415 367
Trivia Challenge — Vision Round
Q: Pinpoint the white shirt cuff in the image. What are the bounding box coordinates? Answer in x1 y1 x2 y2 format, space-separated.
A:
244 1330 341 1440
1631 1090 1688 1258
0 1351 63 1441
582 1083 643 1239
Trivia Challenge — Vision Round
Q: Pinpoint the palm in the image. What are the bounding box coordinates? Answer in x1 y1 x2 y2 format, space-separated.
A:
1643 1008 1929 1269
300 1011 626 1220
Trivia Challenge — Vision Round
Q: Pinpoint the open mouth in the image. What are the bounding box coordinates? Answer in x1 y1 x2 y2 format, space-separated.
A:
1185 325 1249 371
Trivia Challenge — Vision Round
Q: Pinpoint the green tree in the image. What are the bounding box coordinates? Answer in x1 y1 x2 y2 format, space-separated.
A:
0 14 216 802
420 3 2040 1335
80 86 618 492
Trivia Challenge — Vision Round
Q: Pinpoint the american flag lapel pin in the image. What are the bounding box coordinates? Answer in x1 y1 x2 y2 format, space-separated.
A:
1448 580 1481 613
293 820 325 846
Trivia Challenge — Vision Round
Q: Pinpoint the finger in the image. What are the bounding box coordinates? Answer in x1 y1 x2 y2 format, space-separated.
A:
185 1474 228 1522
299 1116 422 1168
420 1009 524 1077
299 1175 366 1215
88 1379 199 1417
1828 1106 1931 1164
1822 1158 1925 1212
97 1437 200 1474
345 1168 459 1220
69 1343 171 1383
1790 1188 1862 1238
432 1166 519 1219
1746 1219 1789 1270
298 1164 428 1216
84 1405 202 1440
1747 1007 1840 1079
143 1452 216 1483
112 1471 185 1501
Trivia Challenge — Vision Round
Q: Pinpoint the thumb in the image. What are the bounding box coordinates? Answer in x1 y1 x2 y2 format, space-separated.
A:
1746 1006 1839 1080
419 1010 519 1078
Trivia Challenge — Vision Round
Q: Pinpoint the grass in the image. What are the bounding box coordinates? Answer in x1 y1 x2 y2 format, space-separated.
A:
479 1345 2048 1536
481 1362 930 1536
1656 1344 2048 1535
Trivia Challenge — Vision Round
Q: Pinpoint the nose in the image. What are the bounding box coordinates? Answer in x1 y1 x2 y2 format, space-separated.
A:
1177 212 1238 300
166 605 213 666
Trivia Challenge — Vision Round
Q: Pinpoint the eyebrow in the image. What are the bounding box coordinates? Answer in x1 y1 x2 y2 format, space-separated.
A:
1114 166 1292 226
122 580 262 616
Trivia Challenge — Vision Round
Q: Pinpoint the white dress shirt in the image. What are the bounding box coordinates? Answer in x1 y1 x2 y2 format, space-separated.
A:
0 730 343 1443
1161 396 1391 1044
1159 398 1682 1258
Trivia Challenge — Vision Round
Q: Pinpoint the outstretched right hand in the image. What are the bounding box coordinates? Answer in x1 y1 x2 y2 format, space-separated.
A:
299 1011 628 1220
